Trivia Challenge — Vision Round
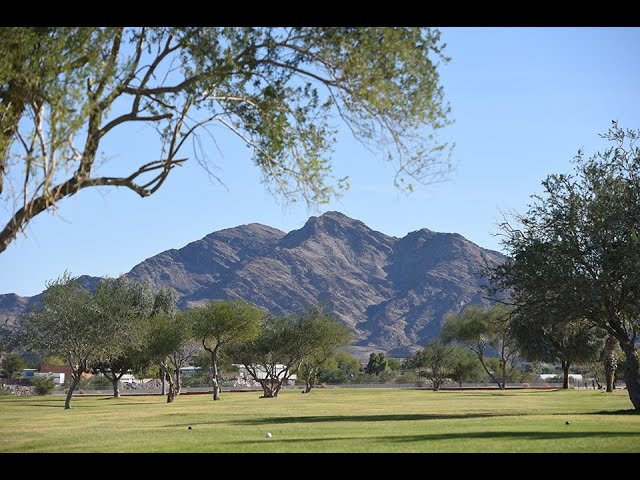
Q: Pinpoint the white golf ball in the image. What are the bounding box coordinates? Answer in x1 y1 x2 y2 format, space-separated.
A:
265 432 272 438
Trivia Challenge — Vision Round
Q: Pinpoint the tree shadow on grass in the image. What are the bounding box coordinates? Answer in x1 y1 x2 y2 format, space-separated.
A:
222 430 640 447
589 409 640 416
235 412 520 425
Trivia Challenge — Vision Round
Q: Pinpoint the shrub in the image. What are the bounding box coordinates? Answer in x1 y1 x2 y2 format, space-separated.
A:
32 376 56 395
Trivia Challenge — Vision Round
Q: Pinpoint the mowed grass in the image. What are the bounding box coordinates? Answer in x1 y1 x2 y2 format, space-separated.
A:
1 388 639 452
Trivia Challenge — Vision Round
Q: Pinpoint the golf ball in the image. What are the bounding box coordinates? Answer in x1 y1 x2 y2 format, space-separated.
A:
265 432 272 438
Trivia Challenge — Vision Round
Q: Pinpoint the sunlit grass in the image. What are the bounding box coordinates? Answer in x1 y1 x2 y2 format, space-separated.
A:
1 388 638 452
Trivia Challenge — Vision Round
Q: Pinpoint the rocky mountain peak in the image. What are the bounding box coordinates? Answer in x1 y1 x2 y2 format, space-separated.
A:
0 212 506 355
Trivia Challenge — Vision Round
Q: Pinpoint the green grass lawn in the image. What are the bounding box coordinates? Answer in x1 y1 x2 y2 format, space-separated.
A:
1 388 638 452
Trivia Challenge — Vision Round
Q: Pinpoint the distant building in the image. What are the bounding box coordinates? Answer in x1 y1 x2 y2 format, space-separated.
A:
33 372 65 384
235 364 297 386
540 373 583 382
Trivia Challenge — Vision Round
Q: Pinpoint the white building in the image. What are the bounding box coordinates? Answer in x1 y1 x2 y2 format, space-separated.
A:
236 364 297 386
33 372 65 384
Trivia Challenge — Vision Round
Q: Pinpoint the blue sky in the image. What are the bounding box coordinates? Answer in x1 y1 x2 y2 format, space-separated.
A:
1 27 639 297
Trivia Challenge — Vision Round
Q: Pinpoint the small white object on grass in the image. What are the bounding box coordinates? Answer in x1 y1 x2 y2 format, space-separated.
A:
265 432 272 438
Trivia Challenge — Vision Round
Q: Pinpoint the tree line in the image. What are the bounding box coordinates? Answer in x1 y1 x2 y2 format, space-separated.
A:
404 303 615 392
4 273 351 408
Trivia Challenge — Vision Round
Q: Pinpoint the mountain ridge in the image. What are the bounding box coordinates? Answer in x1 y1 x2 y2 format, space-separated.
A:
1 212 505 356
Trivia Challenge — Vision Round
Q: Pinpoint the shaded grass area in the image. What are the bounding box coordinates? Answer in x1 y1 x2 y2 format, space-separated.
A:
1 388 639 452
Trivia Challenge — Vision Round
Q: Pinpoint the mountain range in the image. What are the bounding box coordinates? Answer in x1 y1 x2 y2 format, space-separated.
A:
0 211 506 357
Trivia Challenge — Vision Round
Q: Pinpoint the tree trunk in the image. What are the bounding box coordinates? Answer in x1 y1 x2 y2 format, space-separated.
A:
165 368 176 403
175 368 181 396
303 368 314 394
499 359 507 390
621 341 640 410
111 377 121 398
208 346 221 401
65 374 82 410
561 360 570 390
258 378 282 398
478 353 503 390
160 366 166 396
604 334 618 393
432 380 440 391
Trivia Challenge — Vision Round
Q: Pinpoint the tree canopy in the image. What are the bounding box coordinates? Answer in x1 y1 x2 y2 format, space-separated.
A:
488 122 640 409
511 318 601 389
0 27 452 254
442 304 518 389
189 299 263 400
18 273 122 408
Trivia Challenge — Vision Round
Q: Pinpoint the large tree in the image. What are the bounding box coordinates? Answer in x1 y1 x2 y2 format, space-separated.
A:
232 309 346 398
146 311 193 403
489 123 640 409
364 353 388 376
442 305 518 390
18 273 122 409
405 339 455 391
511 318 601 389
0 27 452 254
295 304 353 393
448 346 483 387
189 299 263 400
92 277 159 398
1 353 26 379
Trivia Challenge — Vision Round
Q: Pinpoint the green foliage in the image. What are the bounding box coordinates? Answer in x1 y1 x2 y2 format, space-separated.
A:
317 351 361 384
364 353 388 375
188 299 263 398
442 304 518 389
1 27 452 255
1 353 26 378
39 354 66 368
386 358 402 371
511 317 602 367
146 313 192 368
18 273 120 376
448 345 484 386
31 375 55 395
406 339 455 390
489 122 640 407
233 306 352 396
296 305 353 391
92 277 167 389
190 299 263 354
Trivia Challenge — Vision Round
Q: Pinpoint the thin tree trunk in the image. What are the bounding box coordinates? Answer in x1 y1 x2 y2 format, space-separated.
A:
303 368 314 394
65 373 82 410
175 368 181 396
499 360 508 390
160 365 166 395
112 377 121 398
561 360 570 390
478 354 503 390
259 380 274 398
165 368 176 403
206 345 221 401
273 380 283 397
621 341 640 410
604 335 617 393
